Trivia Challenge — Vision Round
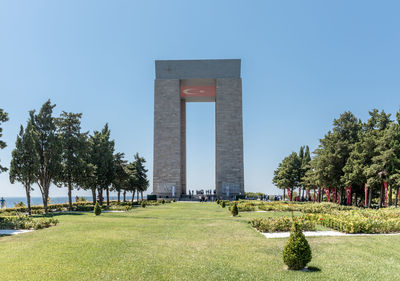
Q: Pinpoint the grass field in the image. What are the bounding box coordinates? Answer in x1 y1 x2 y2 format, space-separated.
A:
1 202 400 281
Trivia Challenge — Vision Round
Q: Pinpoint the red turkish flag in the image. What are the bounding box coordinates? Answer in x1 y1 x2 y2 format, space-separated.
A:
180 86 216 97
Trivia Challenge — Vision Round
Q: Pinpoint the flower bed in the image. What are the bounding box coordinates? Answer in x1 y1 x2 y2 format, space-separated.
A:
249 216 316 233
306 209 400 234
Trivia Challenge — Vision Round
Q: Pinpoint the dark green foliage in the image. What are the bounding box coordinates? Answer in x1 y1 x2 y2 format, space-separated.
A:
0 108 9 172
89 124 115 205
216 199 220 204
141 201 146 208
221 201 226 208
147 195 157 201
56 111 88 211
94 202 102 216
272 152 301 200
161 199 165 204
283 221 312 270
231 202 239 216
29 100 62 213
172 198 176 202
9 123 39 215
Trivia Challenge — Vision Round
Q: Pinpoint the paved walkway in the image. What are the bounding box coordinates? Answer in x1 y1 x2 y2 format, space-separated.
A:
262 231 400 239
0 229 33 236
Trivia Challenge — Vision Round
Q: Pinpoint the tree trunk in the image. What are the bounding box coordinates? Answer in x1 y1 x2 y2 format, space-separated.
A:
396 187 399 207
389 185 393 206
68 182 73 211
141 191 143 201
117 190 120 203
283 189 285 201
378 184 383 208
335 188 338 204
25 185 31 216
106 187 110 206
291 188 293 201
318 187 322 202
131 191 135 203
137 190 140 202
98 188 103 205
123 190 126 202
92 188 96 204
368 186 372 208
42 192 49 214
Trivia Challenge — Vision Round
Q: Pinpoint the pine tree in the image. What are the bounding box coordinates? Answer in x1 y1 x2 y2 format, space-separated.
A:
94 201 102 216
132 153 149 201
283 221 312 270
89 124 115 205
231 202 239 216
112 152 128 203
56 112 88 211
30 100 62 213
9 122 39 215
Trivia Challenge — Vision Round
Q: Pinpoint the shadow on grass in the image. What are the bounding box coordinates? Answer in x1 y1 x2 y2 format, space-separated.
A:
305 266 321 272
33 212 85 218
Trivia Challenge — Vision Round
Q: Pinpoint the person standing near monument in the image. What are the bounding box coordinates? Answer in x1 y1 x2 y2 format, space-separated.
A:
0 197 5 208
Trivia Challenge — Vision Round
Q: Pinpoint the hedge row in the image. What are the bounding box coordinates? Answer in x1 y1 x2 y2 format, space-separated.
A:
250 216 316 233
0 216 59 230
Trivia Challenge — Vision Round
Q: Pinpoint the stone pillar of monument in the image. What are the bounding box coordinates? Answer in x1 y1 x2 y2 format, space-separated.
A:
153 79 183 198
215 78 244 199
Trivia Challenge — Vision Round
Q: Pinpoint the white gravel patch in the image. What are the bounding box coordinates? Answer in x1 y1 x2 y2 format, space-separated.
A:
262 231 400 239
0 229 34 235
102 210 125 213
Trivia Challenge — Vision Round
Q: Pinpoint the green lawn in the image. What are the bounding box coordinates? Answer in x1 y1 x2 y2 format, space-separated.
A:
1 202 400 281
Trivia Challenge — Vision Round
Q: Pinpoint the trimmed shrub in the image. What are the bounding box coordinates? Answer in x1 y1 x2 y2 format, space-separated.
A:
231 203 239 216
283 221 312 270
141 201 146 208
216 199 220 204
172 198 176 202
221 201 226 208
94 202 101 216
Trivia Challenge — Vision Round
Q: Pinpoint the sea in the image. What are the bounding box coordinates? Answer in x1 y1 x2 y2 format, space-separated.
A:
0 196 137 208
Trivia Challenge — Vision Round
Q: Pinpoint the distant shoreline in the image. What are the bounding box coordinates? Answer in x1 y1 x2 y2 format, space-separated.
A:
0 196 138 208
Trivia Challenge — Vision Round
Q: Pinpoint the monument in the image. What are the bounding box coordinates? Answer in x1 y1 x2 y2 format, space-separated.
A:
153 59 244 199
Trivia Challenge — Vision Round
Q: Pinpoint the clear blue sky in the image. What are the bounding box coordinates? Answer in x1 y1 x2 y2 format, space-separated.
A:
1 0 399 197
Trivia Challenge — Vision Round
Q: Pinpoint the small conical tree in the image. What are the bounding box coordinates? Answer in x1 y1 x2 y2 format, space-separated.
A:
221 201 226 208
283 221 312 270
141 200 146 208
94 201 102 216
231 202 239 216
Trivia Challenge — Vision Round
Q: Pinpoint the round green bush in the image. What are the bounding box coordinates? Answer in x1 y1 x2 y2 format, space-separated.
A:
283 221 312 270
94 202 102 216
221 201 226 208
141 201 146 208
231 202 239 216
216 199 220 204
